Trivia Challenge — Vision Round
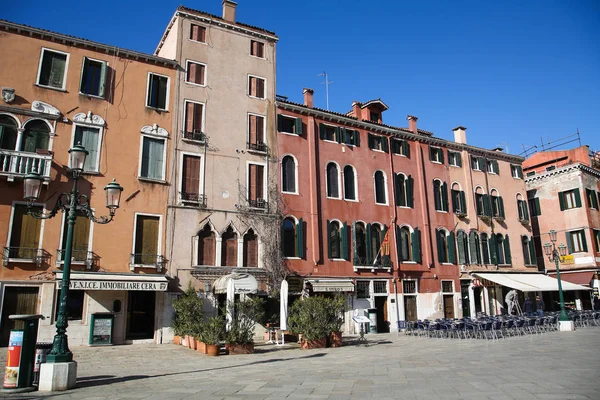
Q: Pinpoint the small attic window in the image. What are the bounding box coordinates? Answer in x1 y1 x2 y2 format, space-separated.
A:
370 112 380 122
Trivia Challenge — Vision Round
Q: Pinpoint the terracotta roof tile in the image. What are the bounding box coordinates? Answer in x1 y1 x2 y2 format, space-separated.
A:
177 5 277 37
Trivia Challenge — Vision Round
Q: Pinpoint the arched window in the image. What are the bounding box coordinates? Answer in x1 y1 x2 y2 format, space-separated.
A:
281 155 296 193
21 120 50 153
490 189 505 219
399 226 412 261
0 115 18 150
343 165 356 200
433 179 448 211
469 231 481 264
395 173 413 207
480 233 490 264
197 224 216 266
243 229 258 268
370 224 383 263
374 171 387 204
221 226 238 267
516 193 529 221
494 233 511 265
353 222 367 264
436 228 456 264
282 217 296 258
457 230 469 265
326 162 340 198
521 235 531 265
328 220 341 259
451 183 466 215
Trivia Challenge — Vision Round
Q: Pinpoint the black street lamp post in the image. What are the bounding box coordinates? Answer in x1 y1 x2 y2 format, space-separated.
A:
543 230 569 322
23 144 123 363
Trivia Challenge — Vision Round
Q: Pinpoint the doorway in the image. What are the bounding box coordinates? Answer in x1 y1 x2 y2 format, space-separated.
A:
443 295 455 319
473 287 483 315
404 295 418 321
126 291 156 340
460 281 470 318
1 286 39 347
374 297 389 333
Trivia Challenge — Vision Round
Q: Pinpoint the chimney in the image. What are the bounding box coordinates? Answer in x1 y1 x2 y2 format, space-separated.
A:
351 101 361 118
453 126 467 144
303 88 314 108
407 115 418 133
222 0 237 23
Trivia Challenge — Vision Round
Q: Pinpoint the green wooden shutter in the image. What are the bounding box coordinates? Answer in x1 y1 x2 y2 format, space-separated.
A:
394 175 400 206
319 123 326 140
406 176 414 208
490 234 498 265
504 235 512 264
352 222 358 264
457 231 466 264
581 231 588 252
277 115 283 132
469 231 478 264
441 182 449 211
481 234 490 264
395 225 402 263
296 218 304 259
341 222 348 260
335 127 342 143
456 153 462 167
412 227 421 263
534 197 541 216
448 231 456 264
403 140 410 158
471 156 477 169
429 147 435 161
529 237 536 265
381 137 389 153
382 225 390 266
460 191 467 214
451 189 458 212
439 149 445 164
280 219 285 253
522 200 529 221
566 232 573 254
518 166 524 179
559 192 566 211
436 230 444 263
498 197 505 218
353 130 360 146
433 180 441 210
295 117 303 135
366 223 372 263
483 194 492 216
98 61 107 98
493 160 499 175
574 189 582 208
326 220 332 259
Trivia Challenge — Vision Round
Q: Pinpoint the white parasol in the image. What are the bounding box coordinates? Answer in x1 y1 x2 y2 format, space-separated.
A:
278 280 288 346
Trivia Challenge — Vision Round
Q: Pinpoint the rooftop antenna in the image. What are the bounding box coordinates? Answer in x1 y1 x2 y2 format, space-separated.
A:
318 72 333 110
496 142 509 154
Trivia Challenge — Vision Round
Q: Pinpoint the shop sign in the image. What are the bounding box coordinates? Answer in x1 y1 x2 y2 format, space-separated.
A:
312 286 353 292
560 255 574 265
286 276 303 293
575 256 594 265
3 331 23 388
60 280 168 291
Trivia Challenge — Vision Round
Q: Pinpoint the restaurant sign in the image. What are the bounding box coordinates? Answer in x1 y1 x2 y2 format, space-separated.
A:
59 280 168 291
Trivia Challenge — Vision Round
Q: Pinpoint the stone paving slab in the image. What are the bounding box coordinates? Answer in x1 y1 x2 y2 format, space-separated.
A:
0 329 599 399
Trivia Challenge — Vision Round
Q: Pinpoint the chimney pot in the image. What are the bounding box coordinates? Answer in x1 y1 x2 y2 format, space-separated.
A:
222 0 237 23
303 88 314 108
351 101 361 118
407 115 418 133
452 126 467 144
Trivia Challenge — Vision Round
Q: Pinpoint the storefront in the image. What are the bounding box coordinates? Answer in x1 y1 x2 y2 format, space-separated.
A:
305 278 357 334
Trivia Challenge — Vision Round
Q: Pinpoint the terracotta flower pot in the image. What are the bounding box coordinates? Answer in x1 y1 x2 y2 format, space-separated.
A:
206 344 220 356
182 335 189 347
188 336 197 350
301 337 327 349
226 343 254 355
329 331 342 348
196 341 207 354
173 335 181 345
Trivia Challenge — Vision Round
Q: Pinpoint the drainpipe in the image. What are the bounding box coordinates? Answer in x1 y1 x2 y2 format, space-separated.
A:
416 142 434 269
306 115 320 265
388 137 401 331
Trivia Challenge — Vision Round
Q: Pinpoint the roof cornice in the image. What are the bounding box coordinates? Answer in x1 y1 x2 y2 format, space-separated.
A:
0 20 178 67
525 162 600 183
277 100 524 163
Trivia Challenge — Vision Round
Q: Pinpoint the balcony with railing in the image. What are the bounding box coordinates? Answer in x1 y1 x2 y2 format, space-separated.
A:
129 253 165 272
247 198 267 211
3 247 51 267
0 150 52 181
56 249 99 270
182 130 206 144
353 256 391 272
247 141 268 154
180 192 207 207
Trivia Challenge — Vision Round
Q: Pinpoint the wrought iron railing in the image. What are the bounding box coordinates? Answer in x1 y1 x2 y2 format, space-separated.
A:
353 256 391 268
181 192 207 207
247 141 268 153
247 198 267 209
56 249 98 269
3 247 50 267
129 254 165 271
182 130 206 143
0 150 52 178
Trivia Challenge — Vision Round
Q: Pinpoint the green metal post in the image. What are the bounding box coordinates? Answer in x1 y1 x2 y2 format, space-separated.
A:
46 177 78 363
554 251 569 322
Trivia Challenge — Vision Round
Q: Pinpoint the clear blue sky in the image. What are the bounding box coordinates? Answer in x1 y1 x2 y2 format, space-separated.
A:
4 0 599 155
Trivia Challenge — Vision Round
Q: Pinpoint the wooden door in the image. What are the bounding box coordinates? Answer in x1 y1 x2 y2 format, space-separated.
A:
1 287 39 346
404 295 418 321
443 295 455 319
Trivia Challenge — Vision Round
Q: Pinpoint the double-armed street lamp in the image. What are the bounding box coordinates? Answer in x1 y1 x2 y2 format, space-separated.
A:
543 230 569 322
23 144 123 363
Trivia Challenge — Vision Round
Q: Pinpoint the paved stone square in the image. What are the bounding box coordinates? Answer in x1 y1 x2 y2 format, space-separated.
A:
2 329 599 400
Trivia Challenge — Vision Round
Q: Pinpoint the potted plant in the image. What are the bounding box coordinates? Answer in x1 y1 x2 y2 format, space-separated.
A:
288 296 330 349
225 297 265 354
204 316 225 357
171 282 204 350
326 295 345 347
193 320 207 354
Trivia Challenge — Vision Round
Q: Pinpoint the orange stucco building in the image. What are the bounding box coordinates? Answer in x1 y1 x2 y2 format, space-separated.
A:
0 21 177 346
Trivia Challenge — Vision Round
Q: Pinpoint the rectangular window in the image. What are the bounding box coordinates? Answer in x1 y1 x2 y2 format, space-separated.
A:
594 230 600 253
448 151 462 167
586 188 599 209
133 215 160 265
190 24 206 43
181 154 202 203
391 139 409 157
184 101 204 140
248 163 265 208
511 164 524 179
343 129 359 146
60 211 91 263
370 112 380 122
250 40 265 58
492 195 505 218
441 281 453 293
278 115 302 135
528 197 542 217
373 281 387 294
526 171 536 177
8 204 42 260
546 166 556 171
429 147 444 163
517 199 529 221
368 134 389 152
559 189 582 210
248 114 266 152
323 125 336 141
140 136 166 181
567 230 587 254
73 125 101 172
357 281 370 299
80 57 107 97
248 75 265 99
471 156 484 171
55 290 84 321
37 48 68 90
146 73 169 110
185 61 206 86
403 280 416 294
487 160 499 174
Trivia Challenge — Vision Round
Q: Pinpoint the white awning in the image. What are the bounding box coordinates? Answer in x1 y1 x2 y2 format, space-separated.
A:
56 272 169 291
473 273 591 292
307 279 354 292
213 273 258 294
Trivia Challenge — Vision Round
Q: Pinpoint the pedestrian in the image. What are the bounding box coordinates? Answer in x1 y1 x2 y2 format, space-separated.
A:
593 296 600 311
536 295 545 317
524 297 535 316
